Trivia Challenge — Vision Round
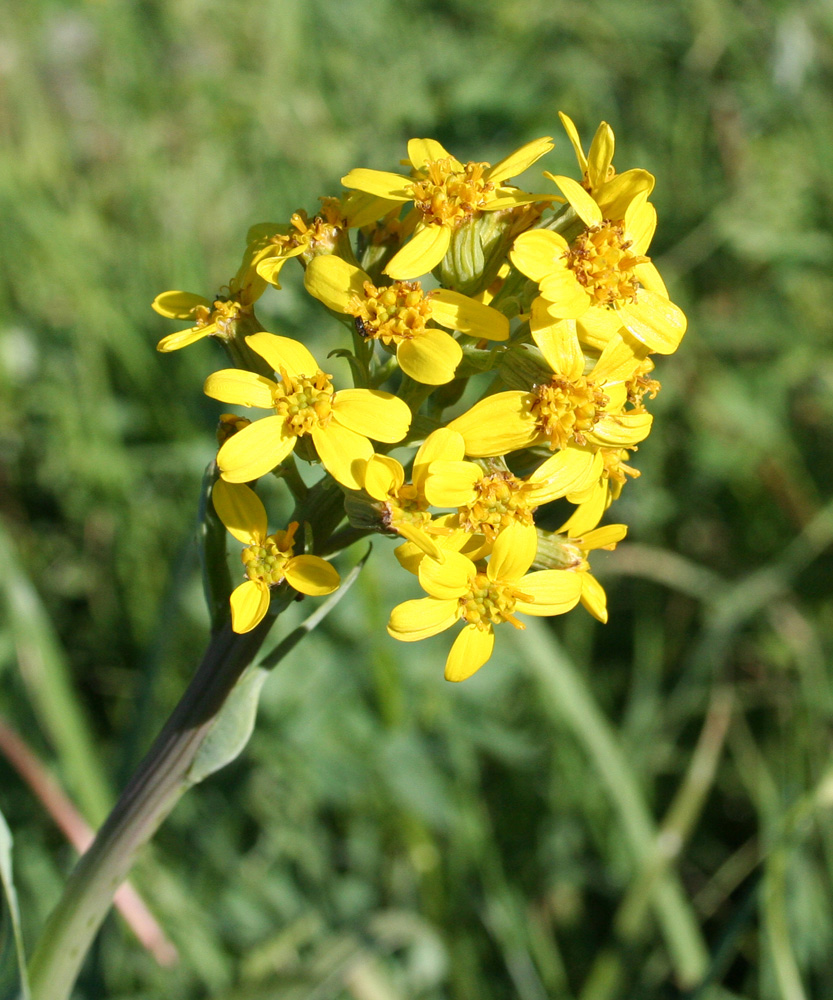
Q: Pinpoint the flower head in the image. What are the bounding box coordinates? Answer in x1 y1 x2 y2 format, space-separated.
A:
447 323 651 461
342 137 554 279
304 256 508 384
153 253 267 353
212 479 340 633
387 522 581 681
204 333 411 489
556 112 655 220
511 180 686 355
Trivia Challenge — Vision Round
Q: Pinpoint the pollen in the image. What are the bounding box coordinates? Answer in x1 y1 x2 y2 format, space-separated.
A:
460 573 528 631
272 370 335 436
566 221 648 308
530 376 608 450
459 472 535 540
349 280 432 345
242 522 299 587
408 158 495 228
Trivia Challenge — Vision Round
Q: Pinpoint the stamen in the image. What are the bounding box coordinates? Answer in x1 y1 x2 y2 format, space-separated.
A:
408 158 495 227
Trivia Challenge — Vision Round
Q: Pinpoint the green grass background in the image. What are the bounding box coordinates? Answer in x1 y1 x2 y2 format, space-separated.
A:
2 0 833 997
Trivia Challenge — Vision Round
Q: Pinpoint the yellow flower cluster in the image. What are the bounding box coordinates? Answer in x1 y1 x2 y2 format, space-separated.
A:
155 115 686 676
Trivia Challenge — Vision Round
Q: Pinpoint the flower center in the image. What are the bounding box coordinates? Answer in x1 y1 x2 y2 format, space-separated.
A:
242 523 299 586
350 280 432 344
459 472 535 540
408 158 495 227
273 370 335 436
460 573 527 631
530 376 608 450
626 363 661 411
566 221 647 307
197 295 245 337
269 199 345 257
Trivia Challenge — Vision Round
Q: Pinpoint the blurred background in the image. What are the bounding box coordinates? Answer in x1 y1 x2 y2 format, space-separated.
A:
2 1 833 997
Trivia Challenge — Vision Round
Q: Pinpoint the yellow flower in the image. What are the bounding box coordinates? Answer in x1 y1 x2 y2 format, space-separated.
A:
423 447 603 542
341 136 554 279
152 254 267 353
204 333 412 489
556 112 655 220
360 428 465 557
538 522 627 624
447 323 651 460
304 256 509 384
250 194 379 288
212 479 340 633
387 522 581 682
558 447 640 537
511 179 686 354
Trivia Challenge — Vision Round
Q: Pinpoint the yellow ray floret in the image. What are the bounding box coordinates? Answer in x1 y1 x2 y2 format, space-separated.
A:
212 480 340 633
153 252 267 353
511 180 686 355
387 522 582 682
204 333 411 489
557 112 655 220
448 323 651 461
304 256 509 384
342 136 555 279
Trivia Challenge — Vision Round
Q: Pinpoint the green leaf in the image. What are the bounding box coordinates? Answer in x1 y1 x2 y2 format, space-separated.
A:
186 548 369 785
0 807 30 1000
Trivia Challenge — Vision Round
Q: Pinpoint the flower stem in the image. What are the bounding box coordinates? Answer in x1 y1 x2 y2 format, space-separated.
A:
26 615 278 1000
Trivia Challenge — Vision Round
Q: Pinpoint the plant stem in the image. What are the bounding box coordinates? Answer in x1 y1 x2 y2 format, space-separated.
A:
27 615 277 1000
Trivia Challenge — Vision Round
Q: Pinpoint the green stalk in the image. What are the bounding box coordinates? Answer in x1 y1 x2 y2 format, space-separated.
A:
26 614 279 1000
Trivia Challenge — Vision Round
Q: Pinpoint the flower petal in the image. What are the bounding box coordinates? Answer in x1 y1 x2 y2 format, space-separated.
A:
304 256 368 313
531 317 584 380
362 453 404 500
486 136 553 184
447 392 538 458
587 412 653 448
547 174 603 227
211 479 266 544
580 524 628 550
617 290 687 355
384 224 452 280
580 572 608 623
396 328 462 385
157 325 215 353
340 168 412 201
407 138 457 170
625 197 657 255
333 389 411 443
429 289 510 340
311 421 374 490
445 624 495 682
487 522 537 582
387 597 459 641
510 230 568 282
423 460 481 507
204 369 277 409
229 581 270 634
538 269 591 318
586 122 615 191
575 309 622 350
633 261 668 297
596 169 655 220
217 415 297 483
560 482 609 536
412 428 466 490
558 111 587 174
284 555 340 596
419 550 475 600
245 332 320 378
151 290 210 319
526 448 603 503
513 570 582 616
